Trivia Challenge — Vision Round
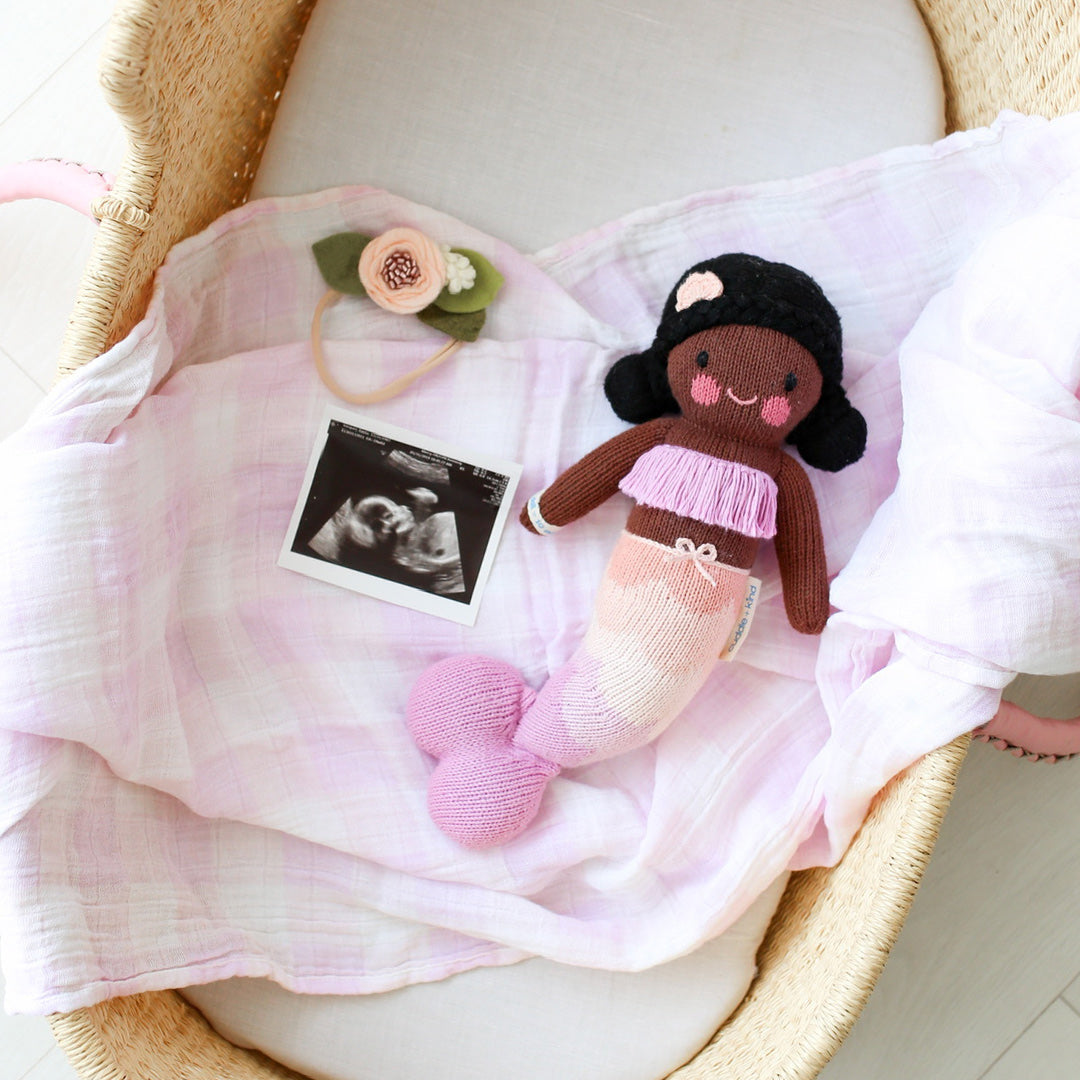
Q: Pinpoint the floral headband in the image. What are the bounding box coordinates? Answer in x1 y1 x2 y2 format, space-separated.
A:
310 227 504 404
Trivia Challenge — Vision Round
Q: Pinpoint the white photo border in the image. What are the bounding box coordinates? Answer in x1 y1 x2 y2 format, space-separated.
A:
278 405 523 626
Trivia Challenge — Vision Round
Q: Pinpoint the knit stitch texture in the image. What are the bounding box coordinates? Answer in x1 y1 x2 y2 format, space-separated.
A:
619 445 778 538
408 532 745 847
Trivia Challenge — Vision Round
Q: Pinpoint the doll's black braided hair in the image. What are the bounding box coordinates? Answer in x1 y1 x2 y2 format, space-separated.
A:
604 254 867 472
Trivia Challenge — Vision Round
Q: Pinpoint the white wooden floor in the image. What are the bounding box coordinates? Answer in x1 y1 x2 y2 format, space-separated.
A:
2 4 1080 1080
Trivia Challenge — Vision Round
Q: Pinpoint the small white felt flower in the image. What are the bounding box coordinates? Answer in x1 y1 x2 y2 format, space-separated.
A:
441 246 477 295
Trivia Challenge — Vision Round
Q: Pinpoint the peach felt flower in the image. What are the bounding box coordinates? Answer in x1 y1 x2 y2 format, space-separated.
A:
358 228 447 314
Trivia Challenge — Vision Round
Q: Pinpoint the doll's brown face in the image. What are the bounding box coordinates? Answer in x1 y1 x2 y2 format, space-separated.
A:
667 324 823 442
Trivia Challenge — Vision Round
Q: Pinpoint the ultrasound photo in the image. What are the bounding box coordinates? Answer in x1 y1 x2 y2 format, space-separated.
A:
279 408 522 625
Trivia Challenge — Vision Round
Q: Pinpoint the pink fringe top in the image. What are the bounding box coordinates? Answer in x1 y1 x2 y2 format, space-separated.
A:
619 444 778 539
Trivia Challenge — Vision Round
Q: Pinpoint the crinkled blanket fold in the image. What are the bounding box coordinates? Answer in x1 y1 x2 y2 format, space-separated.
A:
1 112 1079 1014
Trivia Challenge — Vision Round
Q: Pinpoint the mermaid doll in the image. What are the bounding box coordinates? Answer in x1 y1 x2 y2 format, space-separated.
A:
407 254 867 848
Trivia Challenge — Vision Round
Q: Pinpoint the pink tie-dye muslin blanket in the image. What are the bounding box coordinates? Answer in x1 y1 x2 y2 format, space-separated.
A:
2 112 1080 1014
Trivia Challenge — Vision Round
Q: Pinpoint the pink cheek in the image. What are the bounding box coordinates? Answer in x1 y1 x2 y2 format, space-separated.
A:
760 396 791 427
691 373 721 406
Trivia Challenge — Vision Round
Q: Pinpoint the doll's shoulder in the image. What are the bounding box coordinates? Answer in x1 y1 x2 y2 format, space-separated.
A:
607 414 679 457
664 421 784 476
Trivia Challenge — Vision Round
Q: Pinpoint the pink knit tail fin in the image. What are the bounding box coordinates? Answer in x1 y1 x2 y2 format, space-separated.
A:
407 655 559 848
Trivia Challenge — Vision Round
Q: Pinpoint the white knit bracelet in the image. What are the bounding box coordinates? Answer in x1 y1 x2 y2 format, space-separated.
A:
526 490 562 535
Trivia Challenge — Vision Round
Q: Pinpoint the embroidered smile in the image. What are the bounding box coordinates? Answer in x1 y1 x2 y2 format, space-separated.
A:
725 388 759 406
690 373 763 408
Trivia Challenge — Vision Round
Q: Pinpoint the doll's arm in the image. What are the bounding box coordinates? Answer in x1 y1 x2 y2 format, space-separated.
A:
520 416 675 534
773 453 830 635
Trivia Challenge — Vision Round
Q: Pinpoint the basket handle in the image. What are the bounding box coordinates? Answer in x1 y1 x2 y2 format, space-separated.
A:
0 158 113 218
974 700 1080 762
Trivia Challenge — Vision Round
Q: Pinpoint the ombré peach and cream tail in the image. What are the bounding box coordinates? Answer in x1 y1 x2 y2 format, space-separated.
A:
406 532 746 848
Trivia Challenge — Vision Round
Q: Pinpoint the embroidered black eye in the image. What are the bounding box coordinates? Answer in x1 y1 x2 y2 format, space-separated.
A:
784 372 798 392
696 350 709 368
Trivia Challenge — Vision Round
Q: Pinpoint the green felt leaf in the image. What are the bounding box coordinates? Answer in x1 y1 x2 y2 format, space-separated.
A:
312 232 371 295
417 305 486 342
433 248 505 313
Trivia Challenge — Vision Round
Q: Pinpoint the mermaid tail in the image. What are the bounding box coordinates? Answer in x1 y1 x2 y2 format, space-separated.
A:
408 656 559 847
407 532 747 847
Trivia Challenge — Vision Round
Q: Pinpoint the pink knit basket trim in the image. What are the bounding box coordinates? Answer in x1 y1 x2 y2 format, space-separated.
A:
619 444 778 539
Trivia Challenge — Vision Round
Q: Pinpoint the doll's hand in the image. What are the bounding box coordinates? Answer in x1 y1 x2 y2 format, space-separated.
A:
520 490 566 535
519 504 540 534
785 587 830 635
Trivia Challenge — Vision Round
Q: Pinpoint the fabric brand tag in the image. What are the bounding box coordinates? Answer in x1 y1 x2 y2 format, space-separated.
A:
720 575 761 661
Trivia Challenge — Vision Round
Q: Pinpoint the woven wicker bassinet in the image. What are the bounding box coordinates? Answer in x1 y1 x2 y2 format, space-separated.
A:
45 1 1080 1077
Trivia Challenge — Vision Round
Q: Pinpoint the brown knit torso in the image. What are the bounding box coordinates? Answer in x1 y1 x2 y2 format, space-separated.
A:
623 419 783 567
522 324 832 632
